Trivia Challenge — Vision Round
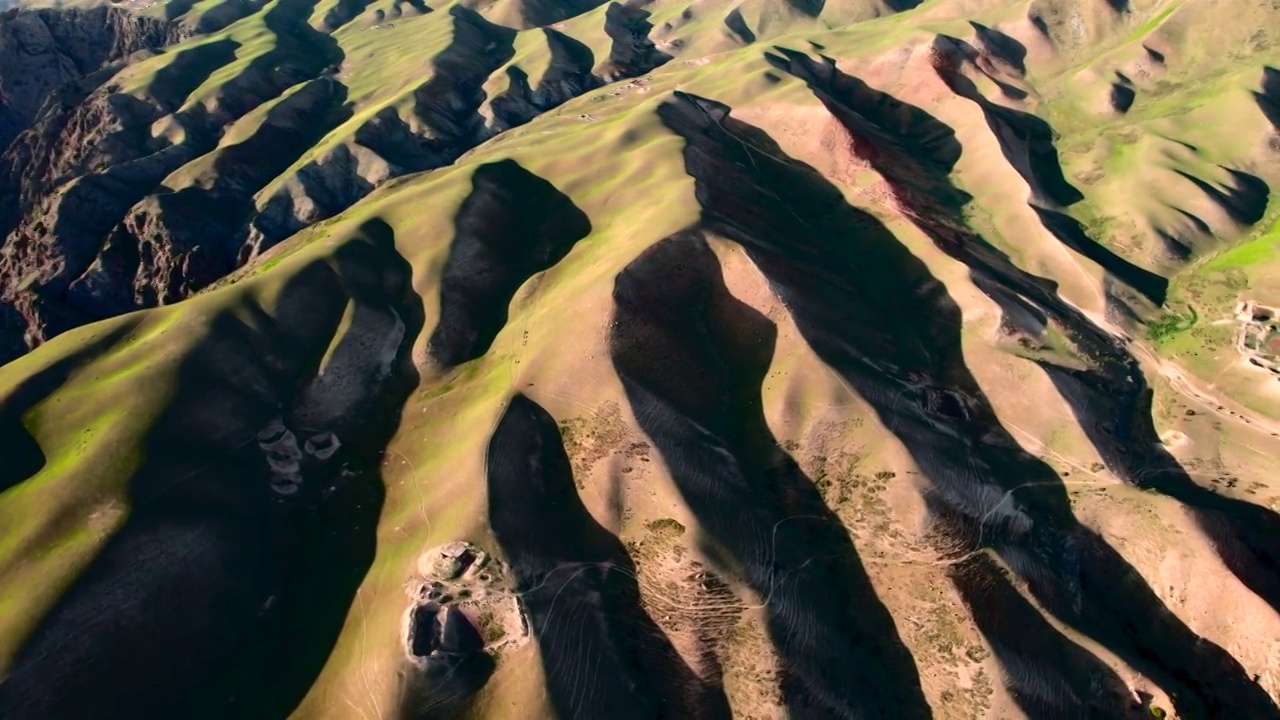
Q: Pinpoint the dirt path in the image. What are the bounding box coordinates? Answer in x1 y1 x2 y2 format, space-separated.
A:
1135 345 1280 437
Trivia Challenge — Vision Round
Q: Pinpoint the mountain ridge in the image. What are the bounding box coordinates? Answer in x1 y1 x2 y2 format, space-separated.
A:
1 0 1280 717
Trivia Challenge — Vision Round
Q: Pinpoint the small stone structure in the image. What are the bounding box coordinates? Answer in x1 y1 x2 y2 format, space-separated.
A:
402 541 527 669
1235 300 1280 377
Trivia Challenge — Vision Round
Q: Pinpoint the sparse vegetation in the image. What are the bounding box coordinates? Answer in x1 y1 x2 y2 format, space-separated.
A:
1147 305 1199 343
4 0 1280 716
644 517 685 536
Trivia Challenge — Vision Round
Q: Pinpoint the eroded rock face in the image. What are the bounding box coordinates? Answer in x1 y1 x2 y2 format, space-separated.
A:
0 0 345 364
242 143 394 260
0 6 185 151
0 8 190 363
0 0 682 366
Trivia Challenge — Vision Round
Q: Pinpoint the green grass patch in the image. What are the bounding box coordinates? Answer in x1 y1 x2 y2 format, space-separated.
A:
1204 219 1280 270
1147 304 1198 343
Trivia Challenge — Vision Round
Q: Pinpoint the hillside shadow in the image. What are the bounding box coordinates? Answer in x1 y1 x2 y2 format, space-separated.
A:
491 29 601 130
776 43 1280 646
1172 167 1269 225
0 219 424 720
1256 66 1280 128
516 0 611 27
60 0 353 319
406 7 517 167
926 36 1168 304
657 91 1280 718
147 39 244 111
944 549 1138 716
486 393 731 720
609 231 931 718
1046 359 1280 620
0 322 138 494
724 9 755 44
969 21 1026 76
601 2 673 80
428 160 592 368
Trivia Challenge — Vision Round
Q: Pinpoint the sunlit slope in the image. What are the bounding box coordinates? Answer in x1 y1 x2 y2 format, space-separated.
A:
2 0 1280 718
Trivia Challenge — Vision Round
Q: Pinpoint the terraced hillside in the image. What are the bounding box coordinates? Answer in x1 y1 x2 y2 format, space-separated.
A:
1 0 1280 717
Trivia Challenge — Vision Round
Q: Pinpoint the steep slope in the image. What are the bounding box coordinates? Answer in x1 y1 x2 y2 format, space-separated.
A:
0 5 185 151
2 0 1280 718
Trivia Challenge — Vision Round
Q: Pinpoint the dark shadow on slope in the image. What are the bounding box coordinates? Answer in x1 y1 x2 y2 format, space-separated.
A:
784 0 824 19
517 0 608 27
657 92 1280 719
0 321 138 494
1256 66 1280 128
427 160 591 368
323 0 384 30
486 393 731 720
407 7 516 166
164 0 201 20
934 37 1082 208
541 27 598 88
927 37 1168 304
1173 167 1269 225
969 22 1026 76
1155 228 1193 261
70 78 353 314
147 39 244 113
600 2 672 81
352 7 514 173
724 8 755 44
882 0 924 11
399 605 495 720
946 550 1137 716
1110 78 1136 113
194 0 268 34
200 0 343 122
0 219 423 720
1031 208 1167 304
610 232 931 719
774 45 1280 640
762 48 965 200
1044 358 1280 621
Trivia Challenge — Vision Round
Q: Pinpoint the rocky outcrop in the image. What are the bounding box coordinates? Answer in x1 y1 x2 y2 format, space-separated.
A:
0 8 192 361
242 143 393 260
0 0 678 364
0 6 185 151
246 6 520 257
73 78 351 309
0 0 345 362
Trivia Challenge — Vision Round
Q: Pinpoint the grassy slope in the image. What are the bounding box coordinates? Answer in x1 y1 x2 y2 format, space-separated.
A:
4 0 1280 714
